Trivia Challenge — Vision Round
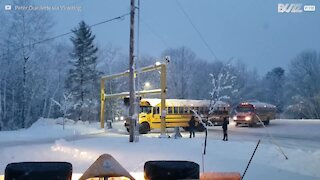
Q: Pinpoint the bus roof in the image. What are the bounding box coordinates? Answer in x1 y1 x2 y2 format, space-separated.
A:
141 98 210 107
141 98 229 108
239 102 276 109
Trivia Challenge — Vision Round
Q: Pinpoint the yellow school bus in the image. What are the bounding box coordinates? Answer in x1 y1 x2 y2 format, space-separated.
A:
125 98 210 134
233 101 277 127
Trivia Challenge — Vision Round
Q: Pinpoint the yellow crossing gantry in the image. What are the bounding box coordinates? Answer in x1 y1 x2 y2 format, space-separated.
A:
100 62 167 136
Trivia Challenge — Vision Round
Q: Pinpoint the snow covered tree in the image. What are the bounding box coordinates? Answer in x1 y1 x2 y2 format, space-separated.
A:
0 0 53 129
209 62 237 113
51 93 73 129
65 21 101 121
286 51 320 118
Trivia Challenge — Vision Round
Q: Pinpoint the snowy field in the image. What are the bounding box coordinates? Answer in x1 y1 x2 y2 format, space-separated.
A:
0 118 320 180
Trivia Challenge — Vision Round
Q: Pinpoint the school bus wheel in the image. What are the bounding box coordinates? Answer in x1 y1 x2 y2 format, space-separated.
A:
139 122 150 134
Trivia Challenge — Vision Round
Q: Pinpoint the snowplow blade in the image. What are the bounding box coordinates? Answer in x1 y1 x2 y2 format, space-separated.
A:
79 154 135 180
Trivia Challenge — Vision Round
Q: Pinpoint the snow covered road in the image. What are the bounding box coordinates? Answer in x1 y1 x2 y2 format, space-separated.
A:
143 119 320 151
205 119 320 151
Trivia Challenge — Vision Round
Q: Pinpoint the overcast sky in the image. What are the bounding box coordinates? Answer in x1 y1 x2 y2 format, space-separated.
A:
2 0 320 75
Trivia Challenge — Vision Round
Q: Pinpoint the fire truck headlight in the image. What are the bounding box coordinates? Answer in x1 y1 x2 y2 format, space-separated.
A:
120 116 124 121
245 116 252 121
115 117 119 121
233 116 237 120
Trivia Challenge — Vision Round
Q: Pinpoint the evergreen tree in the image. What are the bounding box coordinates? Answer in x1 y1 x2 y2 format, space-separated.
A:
66 21 100 121
263 67 285 112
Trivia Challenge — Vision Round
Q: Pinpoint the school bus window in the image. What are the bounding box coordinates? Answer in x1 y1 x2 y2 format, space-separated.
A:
174 107 178 114
153 107 159 114
179 107 184 114
186 107 189 114
184 107 189 114
140 106 151 113
168 107 173 114
182 107 186 114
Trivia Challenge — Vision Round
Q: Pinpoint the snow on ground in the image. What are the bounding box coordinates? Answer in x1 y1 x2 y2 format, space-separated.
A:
0 118 319 180
0 117 104 143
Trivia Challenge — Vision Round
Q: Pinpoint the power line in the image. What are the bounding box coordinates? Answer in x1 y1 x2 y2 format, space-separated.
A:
175 0 218 61
141 20 170 48
0 12 130 59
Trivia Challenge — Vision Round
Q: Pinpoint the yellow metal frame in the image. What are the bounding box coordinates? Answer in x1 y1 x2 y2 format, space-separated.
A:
100 63 167 135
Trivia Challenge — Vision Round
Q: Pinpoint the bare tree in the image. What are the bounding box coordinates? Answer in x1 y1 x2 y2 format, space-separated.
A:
0 0 53 129
51 93 73 130
97 44 123 121
209 62 237 112
287 51 320 118
162 47 196 99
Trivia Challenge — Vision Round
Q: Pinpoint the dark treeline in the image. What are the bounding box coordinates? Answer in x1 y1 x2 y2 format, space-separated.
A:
0 1 320 130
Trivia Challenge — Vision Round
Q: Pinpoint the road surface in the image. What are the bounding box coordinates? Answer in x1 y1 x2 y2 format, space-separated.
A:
1 119 319 152
207 119 320 151
146 119 320 151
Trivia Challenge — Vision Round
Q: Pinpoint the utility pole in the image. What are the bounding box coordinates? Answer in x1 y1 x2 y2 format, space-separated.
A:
129 0 136 142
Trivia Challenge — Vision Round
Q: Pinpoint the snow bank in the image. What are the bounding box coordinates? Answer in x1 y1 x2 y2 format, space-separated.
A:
0 118 103 143
1 135 318 180
261 145 320 178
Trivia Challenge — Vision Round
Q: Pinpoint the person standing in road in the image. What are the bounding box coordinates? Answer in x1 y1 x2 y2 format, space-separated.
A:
189 115 196 138
222 117 229 141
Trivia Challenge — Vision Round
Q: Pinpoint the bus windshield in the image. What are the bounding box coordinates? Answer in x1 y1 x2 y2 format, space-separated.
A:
140 106 152 114
236 106 254 113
